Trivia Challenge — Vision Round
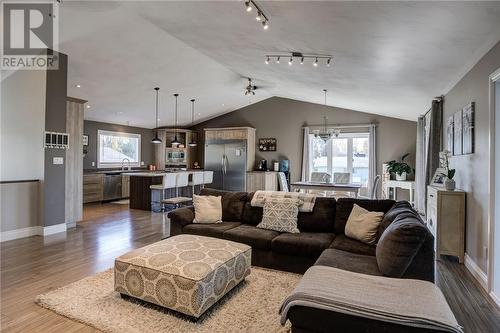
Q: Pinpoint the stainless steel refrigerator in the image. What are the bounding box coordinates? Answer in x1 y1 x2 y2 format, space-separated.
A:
204 141 247 191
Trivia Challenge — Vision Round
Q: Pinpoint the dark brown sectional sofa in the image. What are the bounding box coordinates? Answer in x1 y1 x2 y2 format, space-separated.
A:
168 188 437 333
168 188 434 281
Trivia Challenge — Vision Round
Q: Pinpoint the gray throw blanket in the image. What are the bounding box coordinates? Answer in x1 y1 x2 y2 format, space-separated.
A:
251 190 316 212
280 266 463 333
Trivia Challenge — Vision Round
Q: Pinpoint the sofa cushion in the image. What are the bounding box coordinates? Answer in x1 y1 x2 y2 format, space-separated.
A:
315 248 381 276
223 224 280 250
376 216 430 278
330 234 376 256
192 194 222 224
200 188 247 222
257 198 301 233
297 197 336 233
241 192 263 226
345 204 384 245
378 201 420 239
183 222 241 238
272 232 336 258
334 198 395 234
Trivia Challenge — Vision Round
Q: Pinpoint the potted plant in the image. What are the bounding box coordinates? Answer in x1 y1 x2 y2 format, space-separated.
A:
387 153 412 181
440 150 456 191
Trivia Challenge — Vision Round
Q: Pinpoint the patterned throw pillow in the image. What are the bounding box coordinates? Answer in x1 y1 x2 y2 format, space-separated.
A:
256 198 302 233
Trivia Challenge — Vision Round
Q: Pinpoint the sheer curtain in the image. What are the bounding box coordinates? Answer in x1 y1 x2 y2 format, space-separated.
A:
415 116 426 214
301 127 311 181
369 124 377 196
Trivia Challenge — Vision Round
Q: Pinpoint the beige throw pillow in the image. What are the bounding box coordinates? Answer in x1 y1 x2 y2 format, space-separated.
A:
193 194 222 224
345 204 384 245
256 198 301 234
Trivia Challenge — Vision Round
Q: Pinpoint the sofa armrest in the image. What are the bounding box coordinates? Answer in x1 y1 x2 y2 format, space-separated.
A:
168 206 194 236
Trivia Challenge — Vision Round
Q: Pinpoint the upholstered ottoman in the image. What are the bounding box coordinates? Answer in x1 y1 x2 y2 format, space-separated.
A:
114 234 251 318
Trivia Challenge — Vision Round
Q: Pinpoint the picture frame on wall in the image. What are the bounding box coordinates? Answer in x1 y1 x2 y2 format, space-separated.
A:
462 102 475 155
258 138 277 151
453 110 462 156
446 115 454 154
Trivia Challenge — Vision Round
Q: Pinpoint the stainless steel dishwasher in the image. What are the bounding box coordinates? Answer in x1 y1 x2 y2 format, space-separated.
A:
103 173 123 200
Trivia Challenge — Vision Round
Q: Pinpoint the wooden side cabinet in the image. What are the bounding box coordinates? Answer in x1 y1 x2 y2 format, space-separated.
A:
426 185 466 263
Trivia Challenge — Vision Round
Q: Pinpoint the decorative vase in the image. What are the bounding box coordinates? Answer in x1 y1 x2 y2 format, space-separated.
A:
395 172 407 181
444 178 456 191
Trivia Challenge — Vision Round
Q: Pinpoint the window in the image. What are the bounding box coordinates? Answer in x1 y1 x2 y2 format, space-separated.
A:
97 130 141 168
311 132 370 192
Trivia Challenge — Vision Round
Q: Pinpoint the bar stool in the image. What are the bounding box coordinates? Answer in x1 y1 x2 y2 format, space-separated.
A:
188 172 204 196
150 173 177 211
162 172 191 210
203 171 213 189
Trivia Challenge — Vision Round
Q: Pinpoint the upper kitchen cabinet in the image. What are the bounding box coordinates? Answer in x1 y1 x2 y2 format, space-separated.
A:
154 129 199 170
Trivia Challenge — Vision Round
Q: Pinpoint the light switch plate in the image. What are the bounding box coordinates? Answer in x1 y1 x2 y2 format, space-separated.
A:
53 157 64 165
91 161 95 167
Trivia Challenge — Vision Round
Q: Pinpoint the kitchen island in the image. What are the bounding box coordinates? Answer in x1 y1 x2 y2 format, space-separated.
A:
125 171 204 211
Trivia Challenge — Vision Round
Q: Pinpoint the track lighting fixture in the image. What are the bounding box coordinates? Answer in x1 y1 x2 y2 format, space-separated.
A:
245 1 252 12
244 0 269 30
264 52 333 68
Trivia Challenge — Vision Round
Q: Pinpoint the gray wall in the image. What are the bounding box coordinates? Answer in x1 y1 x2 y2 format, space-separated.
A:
83 120 155 170
444 40 500 273
43 51 68 227
193 97 417 186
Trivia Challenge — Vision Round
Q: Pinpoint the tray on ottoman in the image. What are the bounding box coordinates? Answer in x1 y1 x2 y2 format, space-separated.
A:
114 234 251 318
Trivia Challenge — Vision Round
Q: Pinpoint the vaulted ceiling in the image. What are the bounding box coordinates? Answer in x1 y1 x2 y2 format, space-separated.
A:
60 1 500 128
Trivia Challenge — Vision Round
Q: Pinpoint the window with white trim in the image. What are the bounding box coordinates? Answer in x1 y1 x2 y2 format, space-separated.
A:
310 132 370 193
97 130 141 168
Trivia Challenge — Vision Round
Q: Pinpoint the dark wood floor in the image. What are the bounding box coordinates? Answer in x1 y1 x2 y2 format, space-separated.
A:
1 203 499 332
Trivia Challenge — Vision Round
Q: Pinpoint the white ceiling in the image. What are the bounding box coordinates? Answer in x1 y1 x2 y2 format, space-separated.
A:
60 1 500 128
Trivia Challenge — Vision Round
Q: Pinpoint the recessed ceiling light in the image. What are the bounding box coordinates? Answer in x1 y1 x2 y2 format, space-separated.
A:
75 84 81 88
86 105 91 109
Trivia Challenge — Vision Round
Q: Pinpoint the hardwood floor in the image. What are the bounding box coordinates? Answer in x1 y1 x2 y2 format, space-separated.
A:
1 203 499 332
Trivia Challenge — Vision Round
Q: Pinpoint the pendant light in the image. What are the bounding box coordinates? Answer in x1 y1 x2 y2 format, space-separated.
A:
188 99 197 147
171 93 180 146
313 89 335 142
151 87 162 144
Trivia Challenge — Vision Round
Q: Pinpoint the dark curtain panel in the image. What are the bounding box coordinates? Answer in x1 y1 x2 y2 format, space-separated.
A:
425 99 443 185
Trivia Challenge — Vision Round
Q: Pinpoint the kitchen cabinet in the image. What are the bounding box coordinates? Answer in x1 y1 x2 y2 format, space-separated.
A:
246 171 279 192
426 185 466 263
83 173 104 203
204 127 256 171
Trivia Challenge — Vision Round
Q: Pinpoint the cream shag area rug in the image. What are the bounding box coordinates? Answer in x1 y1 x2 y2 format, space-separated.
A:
36 267 301 333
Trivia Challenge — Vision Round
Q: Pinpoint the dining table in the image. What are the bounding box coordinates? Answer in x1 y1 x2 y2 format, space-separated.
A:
290 181 362 197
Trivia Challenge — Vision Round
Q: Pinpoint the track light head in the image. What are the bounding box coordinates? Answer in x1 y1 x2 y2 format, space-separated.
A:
327 58 331 67
265 56 270 64
245 1 252 12
288 57 293 66
300 57 304 65
276 56 280 64
262 20 269 30
313 58 319 67
256 11 262 21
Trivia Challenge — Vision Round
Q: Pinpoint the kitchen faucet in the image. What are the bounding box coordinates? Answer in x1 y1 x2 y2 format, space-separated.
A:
121 158 131 171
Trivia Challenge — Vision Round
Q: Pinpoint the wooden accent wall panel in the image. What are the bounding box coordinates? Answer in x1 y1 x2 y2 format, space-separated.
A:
65 100 84 224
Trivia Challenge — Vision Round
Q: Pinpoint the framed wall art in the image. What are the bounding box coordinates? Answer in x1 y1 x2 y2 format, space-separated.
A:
258 138 276 151
462 102 475 155
453 110 462 156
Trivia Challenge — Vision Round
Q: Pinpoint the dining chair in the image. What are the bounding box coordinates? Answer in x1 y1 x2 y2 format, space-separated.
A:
202 171 214 189
310 172 331 183
188 172 204 196
333 172 351 184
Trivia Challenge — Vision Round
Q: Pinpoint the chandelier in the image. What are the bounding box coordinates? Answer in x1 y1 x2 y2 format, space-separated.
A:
313 89 340 142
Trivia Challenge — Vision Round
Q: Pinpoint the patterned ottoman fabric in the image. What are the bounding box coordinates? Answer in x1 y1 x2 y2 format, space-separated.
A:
114 234 252 318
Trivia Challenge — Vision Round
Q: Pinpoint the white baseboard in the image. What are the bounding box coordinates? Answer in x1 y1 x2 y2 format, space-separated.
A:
464 253 488 291
0 226 40 242
1 223 67 242
490 291 500 309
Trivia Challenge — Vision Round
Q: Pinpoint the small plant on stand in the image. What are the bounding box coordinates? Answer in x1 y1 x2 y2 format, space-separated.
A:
387 153 412 181
440 150 456 191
